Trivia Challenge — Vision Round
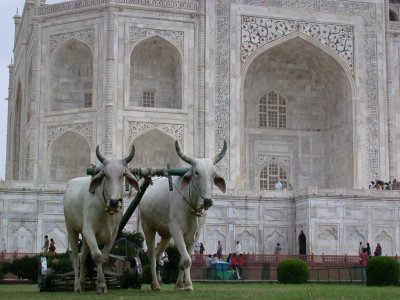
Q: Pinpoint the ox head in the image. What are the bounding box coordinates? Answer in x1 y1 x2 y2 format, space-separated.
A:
89 145 140 214
175 140 227 215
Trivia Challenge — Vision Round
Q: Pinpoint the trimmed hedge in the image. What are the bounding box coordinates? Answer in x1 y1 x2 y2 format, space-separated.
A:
367 256 400 286
277 259 309 284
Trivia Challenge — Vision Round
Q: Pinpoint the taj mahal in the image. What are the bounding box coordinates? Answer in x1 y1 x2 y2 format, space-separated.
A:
2 0 400 257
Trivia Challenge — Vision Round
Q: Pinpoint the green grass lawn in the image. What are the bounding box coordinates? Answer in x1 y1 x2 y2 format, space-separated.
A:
0 283 399 300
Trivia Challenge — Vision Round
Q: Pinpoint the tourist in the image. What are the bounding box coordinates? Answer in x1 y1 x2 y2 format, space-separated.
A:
194 240 201 254
374 243 382 256
217 240 222 258
49 238 56 253
274 243 282 255
274 179 283 191
359 247 369 282
236 240 242 255
42 235 49 253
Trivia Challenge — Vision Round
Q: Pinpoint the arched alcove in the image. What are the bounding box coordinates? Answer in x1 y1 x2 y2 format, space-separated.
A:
48 131 90 182
129 129 180 169
49 39 93 111
236 230 256 253
130 36 182 109
244 37 353 189
12 226 34 253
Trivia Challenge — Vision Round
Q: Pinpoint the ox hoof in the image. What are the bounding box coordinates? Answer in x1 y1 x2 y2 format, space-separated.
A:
97 287 107 294
183 286 193 291
151 283 161 291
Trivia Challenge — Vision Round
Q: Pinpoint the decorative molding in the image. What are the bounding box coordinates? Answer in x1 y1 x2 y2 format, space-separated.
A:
49 29 95 54
38 0 198 16
215 0 231 179
258 155 290 173
241 16 354 72
389 21 400 32
47 122 94 147
127 121 184 145
129 27 184 53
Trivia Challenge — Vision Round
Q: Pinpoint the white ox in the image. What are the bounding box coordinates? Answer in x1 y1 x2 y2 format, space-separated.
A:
64 145 140 293
139 141 227 291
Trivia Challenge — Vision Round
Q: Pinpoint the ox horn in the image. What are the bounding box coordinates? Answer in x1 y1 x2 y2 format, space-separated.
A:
96 145 106 163
175 141 193 165
213 140 227 165
124 144 136 163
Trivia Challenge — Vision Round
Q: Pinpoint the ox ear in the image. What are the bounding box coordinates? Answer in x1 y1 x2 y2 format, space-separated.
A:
214 173 226 193
181 169 193 190
125 170 140 192
89 171 104 193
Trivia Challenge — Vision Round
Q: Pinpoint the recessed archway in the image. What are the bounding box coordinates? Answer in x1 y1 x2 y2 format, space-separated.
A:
130 36 182 109
243 37 353 189
49 38 93 111
48 131 90 182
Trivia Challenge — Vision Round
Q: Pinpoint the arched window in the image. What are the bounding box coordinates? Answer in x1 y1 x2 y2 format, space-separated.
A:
259 91 287 128
260 163 287 190
50 39 93 111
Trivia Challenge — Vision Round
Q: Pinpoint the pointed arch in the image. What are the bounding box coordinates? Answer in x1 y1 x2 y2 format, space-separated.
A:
130 128 180 169
49 38 93 111
236 230 256 254
12 225 34 253
243 35 355 189
48 131 90 182
130 35 182 109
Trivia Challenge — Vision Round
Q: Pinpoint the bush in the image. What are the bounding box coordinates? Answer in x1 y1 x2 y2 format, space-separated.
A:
277 259 309 284
10 255 41 283
367 256 400 286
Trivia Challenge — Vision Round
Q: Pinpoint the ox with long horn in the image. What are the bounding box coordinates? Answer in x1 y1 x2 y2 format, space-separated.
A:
139 140 228 291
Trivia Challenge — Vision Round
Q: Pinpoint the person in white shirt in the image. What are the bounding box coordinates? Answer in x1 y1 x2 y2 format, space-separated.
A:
274 179 283 191
194 240 201 254
235 241 242 255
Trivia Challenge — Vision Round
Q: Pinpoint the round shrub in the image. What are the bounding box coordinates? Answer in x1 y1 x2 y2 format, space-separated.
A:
367 256 400 286
277 259 309 284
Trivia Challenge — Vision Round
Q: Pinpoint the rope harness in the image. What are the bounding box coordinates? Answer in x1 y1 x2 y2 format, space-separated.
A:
172 180 209 217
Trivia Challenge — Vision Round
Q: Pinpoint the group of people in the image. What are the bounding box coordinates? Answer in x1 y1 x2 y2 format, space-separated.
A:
41 235 56 253
369 178 400 190
204 240 244 280
358 241 382 281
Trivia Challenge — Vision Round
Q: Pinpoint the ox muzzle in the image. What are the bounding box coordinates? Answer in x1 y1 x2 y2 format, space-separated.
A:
203 198 213 209
105 198 122 214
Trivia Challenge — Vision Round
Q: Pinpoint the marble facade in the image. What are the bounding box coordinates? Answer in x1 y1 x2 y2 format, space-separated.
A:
3 0 400 255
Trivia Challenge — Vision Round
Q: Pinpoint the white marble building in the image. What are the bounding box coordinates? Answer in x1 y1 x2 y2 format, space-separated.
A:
2 0 400 256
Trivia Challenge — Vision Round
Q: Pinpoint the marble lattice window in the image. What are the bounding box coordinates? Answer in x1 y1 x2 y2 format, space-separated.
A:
142 91 155 107
259 91 287 128
260 163 288 190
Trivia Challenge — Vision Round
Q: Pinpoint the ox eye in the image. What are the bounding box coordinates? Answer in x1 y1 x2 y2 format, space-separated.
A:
194 171 199 176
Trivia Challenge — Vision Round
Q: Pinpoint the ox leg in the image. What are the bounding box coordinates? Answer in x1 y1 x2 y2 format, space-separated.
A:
142 229 160 291
66 226 81 292
155 238 171 285
79 239 90 289
83 228 107 294
171 230 193 291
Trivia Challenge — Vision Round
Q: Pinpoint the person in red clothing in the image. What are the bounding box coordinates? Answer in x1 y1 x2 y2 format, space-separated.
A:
231 253 241 279
237 254 244 279
359 247 369 282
